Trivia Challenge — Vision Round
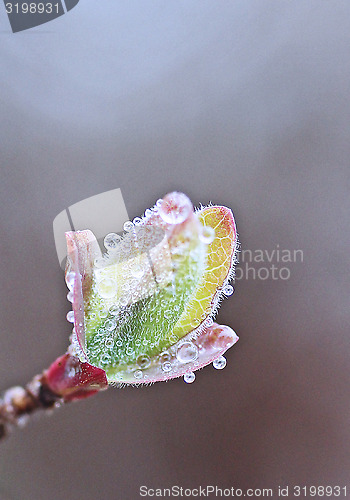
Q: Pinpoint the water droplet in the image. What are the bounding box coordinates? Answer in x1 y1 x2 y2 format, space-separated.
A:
119 295 129 307
223 284 234 296
134 370 143 380
176 342 198 363
94 256 107 268
99 309 109 319
97 278 117 299
105 337 114 348
109 305 119 316
123 221 134 232
213 356 227 370
67 291 74 302
164 310 172 320
144 208 153 218
161 361 172 372
104 232 121 251
137 355 151 369
131 264 144 279
199 226 215 244
183 372 196 383
133 217 143 226
101 354 111 365
156 198 163 207
65 272 75 290
105 318 117 331
160 352 171 363
158 192 192 225
66 311 75 323
126 347 134 356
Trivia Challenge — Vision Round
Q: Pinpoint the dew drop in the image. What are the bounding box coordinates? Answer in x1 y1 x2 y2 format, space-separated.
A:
137 354 151 369
97 278 117 299
223 284 234 296
95 261 106 276
131 264 144 279
213 355 227 370
133 217 143 226
65 271 75 290
119 295 129 307
123 221 134 232
126 347 134 356
144 208 153 218
161 361 172 372
104 232 121 251
160 352 171 363
176 342 199 363
99 309 109 319
134 370 143 380
105 337 115 348
164 310 172 320
199 226 215 244
183 372 196 383
109 305 119 316
66 311 75 323
101 354 111 365
158 192 192 225
67 291 74 303
105 318 117 331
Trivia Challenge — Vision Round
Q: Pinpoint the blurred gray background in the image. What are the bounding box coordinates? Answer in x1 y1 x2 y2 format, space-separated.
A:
0 1 349 499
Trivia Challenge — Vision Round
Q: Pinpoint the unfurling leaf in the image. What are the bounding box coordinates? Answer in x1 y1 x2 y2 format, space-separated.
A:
65 192 239 385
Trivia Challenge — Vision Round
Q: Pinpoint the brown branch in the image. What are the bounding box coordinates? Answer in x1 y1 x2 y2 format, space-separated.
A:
0 373 64 441
0 353 108 441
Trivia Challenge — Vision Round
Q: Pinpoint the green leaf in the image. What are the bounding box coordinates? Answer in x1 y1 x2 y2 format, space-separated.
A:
83 200 207 380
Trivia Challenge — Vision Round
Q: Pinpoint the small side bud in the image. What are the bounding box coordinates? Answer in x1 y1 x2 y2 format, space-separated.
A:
44 354 108 402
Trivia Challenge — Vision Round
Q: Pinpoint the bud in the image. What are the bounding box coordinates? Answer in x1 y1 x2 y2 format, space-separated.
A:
45 354 108 401
64 192 239 385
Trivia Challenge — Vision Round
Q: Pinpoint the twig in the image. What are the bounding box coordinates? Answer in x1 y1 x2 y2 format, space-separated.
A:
0 353 108 441
0 374 63 440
